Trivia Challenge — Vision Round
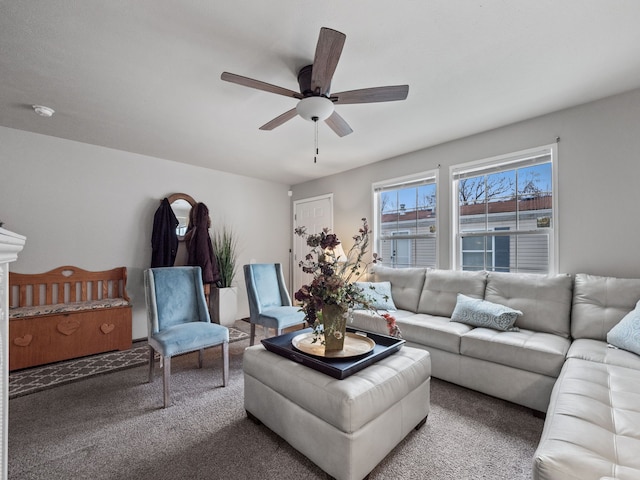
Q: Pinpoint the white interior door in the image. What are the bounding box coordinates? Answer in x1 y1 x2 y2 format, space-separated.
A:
293 194 333 298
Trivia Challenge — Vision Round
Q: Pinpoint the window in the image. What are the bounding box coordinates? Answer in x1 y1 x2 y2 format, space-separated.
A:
451 144 557 273
461 227 510 272
373 171 438 268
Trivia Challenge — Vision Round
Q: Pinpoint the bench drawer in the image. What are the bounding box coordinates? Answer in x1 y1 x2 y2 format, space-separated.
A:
9 307 132 371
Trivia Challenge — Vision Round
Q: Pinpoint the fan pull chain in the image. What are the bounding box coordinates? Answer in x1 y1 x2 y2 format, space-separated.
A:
313 116 319 163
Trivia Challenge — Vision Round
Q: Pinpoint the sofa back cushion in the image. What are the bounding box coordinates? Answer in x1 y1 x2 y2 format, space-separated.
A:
571 273 640 341
371 265 426 312
417 269 487 317
484 272 573 337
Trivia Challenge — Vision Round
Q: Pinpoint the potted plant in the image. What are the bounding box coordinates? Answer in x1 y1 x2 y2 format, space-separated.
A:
211 225 239 326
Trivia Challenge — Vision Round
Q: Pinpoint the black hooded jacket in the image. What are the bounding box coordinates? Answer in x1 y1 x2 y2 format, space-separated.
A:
151 198 179 268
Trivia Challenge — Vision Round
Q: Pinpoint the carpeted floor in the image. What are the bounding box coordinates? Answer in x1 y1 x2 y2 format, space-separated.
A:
8 325 544 479
9 325 249 399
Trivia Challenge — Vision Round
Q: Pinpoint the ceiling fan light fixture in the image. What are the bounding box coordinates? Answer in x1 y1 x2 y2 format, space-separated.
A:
296 96 334 122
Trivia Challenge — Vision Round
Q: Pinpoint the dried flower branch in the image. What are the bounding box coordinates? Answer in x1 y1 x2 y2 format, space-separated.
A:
294 218 381 340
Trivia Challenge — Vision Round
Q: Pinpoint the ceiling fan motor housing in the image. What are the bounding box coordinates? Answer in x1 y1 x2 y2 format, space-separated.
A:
298 64 330 97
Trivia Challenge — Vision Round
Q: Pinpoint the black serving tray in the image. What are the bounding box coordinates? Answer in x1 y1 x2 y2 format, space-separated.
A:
261 327 405 380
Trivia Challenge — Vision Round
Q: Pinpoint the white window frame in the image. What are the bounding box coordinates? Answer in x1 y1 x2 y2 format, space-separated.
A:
372 170 439 269
450 144 558 274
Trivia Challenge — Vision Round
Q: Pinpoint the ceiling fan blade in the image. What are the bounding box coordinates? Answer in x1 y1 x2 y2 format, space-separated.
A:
331 85 409 104
259 108 298 131
325 111 353 137
310 28 346 95
221 72 303 99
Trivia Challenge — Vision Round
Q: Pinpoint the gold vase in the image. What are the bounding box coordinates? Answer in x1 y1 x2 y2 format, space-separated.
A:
321 304 347 352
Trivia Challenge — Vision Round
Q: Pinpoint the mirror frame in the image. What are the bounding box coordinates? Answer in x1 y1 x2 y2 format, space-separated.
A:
168 193 196 241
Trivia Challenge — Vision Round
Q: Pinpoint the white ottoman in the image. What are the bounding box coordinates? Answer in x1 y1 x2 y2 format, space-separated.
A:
243 345 431 480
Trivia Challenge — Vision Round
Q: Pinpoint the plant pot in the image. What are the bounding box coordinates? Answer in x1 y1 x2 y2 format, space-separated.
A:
210 286 238 327
321 304 347 352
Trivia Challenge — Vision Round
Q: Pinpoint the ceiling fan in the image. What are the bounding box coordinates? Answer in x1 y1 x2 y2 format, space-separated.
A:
221 27 409 137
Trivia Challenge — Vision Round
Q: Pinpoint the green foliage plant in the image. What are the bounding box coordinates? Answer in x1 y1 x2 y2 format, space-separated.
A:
212 226 238 288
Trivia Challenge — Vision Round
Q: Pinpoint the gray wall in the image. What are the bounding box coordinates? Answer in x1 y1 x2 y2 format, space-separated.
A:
1 127 293 339
4 87 640 339
292 88 640 279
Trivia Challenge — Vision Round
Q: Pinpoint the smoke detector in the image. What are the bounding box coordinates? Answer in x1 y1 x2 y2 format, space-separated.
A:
32 105 55 117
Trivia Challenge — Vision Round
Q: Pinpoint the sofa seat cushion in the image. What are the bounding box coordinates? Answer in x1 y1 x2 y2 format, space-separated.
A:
484 272 573 338
349 309 414 336
9 298 131 318
351 310 470 354
567 339 640 370
149 321 229 357
460 328 570 377
260 305 306 328
534 357 640 480
417 269 487 317
396 313 473 354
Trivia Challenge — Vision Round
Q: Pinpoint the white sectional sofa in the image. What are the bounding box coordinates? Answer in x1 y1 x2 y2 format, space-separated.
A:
534 274 640 480
349 266 640 480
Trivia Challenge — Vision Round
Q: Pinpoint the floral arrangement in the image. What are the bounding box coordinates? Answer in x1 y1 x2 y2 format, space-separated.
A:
294 218 381 346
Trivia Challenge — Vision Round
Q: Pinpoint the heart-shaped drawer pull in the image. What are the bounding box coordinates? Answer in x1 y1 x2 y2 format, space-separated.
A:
100 323 115 334
57 318 81 336
14 334 33 347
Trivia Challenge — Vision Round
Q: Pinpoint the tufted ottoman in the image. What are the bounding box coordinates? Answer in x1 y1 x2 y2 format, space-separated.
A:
243 344 431 480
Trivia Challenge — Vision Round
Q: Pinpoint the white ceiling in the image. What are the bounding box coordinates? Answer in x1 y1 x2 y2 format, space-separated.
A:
2 1 640 185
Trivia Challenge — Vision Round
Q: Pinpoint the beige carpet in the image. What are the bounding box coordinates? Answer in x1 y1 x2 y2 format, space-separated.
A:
8 325 544 479
9 326 249 399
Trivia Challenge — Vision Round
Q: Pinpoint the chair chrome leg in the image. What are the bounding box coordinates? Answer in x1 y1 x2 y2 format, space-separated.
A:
198 348 204 368
250 323 256 346
222 342 229 387
163 356 171 408
148 345 155 383
263 325 269 339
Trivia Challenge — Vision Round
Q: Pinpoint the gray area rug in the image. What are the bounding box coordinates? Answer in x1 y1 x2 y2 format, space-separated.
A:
8 338 544 479
8 326 249 399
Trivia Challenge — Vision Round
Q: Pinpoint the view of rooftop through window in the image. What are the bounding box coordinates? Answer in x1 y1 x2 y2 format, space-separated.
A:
455 151 554 273
373 146 555 272
376 175 437 268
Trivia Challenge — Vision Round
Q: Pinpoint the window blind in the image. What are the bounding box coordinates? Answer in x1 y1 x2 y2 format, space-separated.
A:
452 152 551 180
373 174 436 193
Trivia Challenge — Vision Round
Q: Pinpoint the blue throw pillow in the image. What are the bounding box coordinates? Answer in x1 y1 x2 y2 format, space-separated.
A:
354 281 397 311
451 293 521 331
607 300 640 356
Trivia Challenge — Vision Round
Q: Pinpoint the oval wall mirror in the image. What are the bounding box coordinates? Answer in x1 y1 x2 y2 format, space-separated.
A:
167 193 196 241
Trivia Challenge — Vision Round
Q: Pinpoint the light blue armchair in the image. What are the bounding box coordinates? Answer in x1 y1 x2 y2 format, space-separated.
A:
243 263 306 345
144 266 229 408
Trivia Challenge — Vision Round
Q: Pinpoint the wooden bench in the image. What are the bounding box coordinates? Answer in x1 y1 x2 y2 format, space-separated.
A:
8 266 132 371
